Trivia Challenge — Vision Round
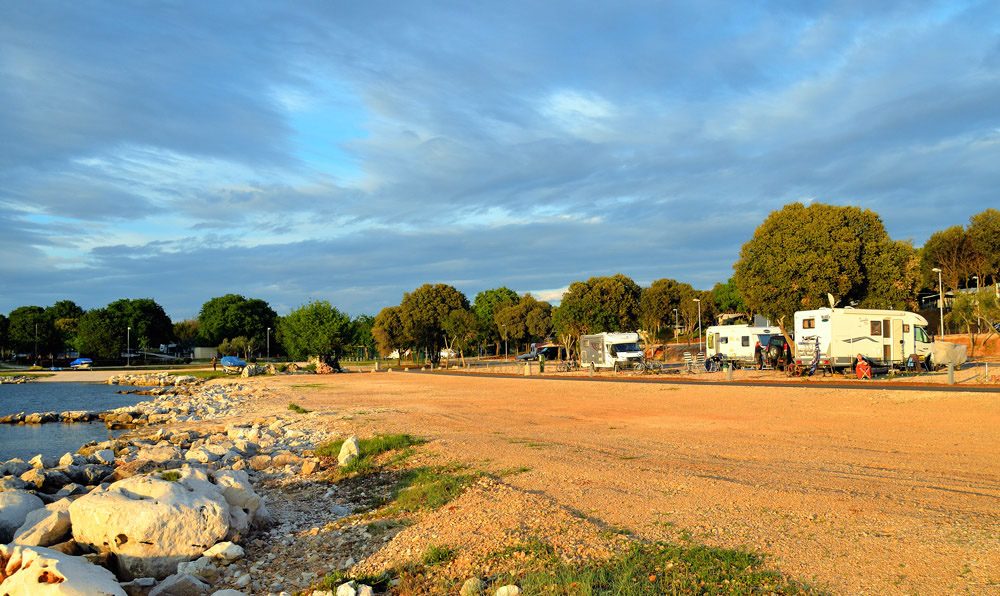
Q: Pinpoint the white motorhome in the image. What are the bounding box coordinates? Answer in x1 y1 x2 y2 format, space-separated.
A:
705 324 780 365
793 308 933 370
580 332 643 370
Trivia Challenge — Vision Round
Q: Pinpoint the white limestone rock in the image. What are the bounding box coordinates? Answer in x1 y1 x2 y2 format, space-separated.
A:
177 556 220 583
0 544 127 596
338 436 359 467
91 449 116 465
12 498 72 547
68 467 231 580
0 490 45 543
148 572 209 596
202 541 244 564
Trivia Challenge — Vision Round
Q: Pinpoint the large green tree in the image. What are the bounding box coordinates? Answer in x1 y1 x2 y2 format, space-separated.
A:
372 306 408 361
472 287 519 354
75 308 121 358
277 300 351 361
921 225 973 292
7 306 59 356
712 278 748 319
350 314 378 359
197 294 277 347
0 314 9 359
45 300 85 353
75 298 173 358
968 208 1000 284
494 295 553 354
640 278 694 339
734 202 915 351
441 308 480 363
399 284 470 364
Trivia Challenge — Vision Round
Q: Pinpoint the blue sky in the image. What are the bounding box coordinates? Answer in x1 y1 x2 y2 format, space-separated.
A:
2 1 998 321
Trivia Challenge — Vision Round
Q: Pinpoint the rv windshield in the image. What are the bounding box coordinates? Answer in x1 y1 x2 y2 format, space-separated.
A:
915 326 931 343
612 342 640 353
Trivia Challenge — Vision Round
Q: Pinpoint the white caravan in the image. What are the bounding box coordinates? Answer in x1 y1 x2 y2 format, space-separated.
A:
793 308 933 370
705 324 780 365
580 332 643 370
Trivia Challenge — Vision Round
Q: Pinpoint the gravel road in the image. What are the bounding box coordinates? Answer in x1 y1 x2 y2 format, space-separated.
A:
262 371 1000 596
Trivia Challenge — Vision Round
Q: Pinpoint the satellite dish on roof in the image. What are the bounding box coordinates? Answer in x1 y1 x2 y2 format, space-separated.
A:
827 293 837 308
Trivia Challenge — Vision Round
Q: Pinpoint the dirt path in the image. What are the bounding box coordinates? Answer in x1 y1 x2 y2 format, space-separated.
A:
262 371 1000 596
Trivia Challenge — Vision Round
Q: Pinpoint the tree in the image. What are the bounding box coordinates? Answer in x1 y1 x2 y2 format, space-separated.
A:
173 319 200 351
75 308 121 358
921 225 973 292
373 306 407 362
968 209 1000 284
7 306 58 357
350 314 377 360
734 202 914 352
948 289 1000 358
441 308 479 364
712 278 748 319
555 275 641 335
198 294 277 348
0 314 8 359
277 301 352 362
399 284 470 364
639 278 694 349
494 295 553 354
218 336 257 361
105 298 174 351
45 300 84 353
472 287 519 355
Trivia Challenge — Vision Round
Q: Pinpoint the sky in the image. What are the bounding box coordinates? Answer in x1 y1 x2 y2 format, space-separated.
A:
2 1 999 321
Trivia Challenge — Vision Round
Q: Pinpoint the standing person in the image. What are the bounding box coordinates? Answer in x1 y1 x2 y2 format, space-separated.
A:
211 356 217 371
754 340 763 370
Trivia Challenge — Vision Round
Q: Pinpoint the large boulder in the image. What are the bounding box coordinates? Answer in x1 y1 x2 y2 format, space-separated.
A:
0 490 45 542
68 467 231 580
12 498 72 547
338 436 360 467
0 544 127 596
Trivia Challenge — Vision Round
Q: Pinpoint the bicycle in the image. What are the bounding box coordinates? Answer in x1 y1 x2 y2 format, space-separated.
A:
556 360 579 373
633 357 667 374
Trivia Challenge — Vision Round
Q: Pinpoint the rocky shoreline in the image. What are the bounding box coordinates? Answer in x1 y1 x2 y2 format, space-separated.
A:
0 374 367 596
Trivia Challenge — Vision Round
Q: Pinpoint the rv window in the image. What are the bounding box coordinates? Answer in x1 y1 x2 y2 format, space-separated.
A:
720 337 728 344
741 336 749 347
903 324 910 333
803 318 815 329
871 321 882 336
915 326 931 343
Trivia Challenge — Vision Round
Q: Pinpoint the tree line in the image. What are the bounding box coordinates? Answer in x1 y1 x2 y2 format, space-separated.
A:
2 204 997 363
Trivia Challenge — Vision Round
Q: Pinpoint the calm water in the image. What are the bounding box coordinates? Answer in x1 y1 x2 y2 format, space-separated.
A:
0 382 144 462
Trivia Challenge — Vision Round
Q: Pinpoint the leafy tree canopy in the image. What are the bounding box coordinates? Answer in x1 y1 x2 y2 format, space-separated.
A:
350 314 377 357
472 287 519 347
495 294 553 351
734 202 915 339
105 298 174 349
555 274 641 336
399 284 470 363
277 300 351 361
640 278 692 333
372 306 407 359
7 306 59 355
921 225 972 292
712 278 747 319
967 208 1000 283
198 294 277 347
75 308 121 358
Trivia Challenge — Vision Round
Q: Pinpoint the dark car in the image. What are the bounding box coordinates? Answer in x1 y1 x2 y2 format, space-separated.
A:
764 334 792 370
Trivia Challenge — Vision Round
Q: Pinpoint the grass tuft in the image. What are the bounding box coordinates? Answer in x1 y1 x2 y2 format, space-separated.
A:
422 544 458 566
160 471 181 481
287 402 310 414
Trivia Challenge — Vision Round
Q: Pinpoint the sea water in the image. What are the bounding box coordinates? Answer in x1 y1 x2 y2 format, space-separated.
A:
0 382 145 462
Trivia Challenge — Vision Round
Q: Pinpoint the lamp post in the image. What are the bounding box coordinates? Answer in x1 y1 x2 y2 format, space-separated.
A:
266 327 271 362
693 298 702 353
502 324 508 360
34 322 38 364
973 275 980 333
127 326 131 367
932 267 944 336
673 309 679 345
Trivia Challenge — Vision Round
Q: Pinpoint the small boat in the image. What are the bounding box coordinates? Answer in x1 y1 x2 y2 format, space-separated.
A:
220 356 247 374
70 358 93 370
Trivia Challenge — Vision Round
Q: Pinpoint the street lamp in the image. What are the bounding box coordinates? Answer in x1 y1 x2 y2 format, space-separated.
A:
932 267 944 336
673 309 679 345
266 327 271 362
973 275 981 333
693 298 702 354
502 324 508 360
127 326 131 367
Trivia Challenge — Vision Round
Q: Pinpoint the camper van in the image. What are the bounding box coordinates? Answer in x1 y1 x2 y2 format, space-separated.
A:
705 324 779 366
793 308 933 371
580 332 643 370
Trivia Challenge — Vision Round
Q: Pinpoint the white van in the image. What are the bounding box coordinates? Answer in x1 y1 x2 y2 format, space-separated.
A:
793 308 933 370
580 332 643 370
705 324 778 366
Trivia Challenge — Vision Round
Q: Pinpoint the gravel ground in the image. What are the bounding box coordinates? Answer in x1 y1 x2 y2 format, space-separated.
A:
254 371 1000 596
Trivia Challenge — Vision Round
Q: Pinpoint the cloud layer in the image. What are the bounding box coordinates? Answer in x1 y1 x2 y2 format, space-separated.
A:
2 1 998 319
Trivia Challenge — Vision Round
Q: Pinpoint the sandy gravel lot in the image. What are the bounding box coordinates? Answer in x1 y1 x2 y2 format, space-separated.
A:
258 371 1000 596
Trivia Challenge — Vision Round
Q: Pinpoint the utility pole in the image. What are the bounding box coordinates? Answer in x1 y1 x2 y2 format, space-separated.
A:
693 298 702 354
932 268 944 336
267 327 271 362
673 309 679 345
127 326 131 367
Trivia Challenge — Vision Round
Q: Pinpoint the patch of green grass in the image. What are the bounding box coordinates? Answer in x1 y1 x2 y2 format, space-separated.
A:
506 542 826 596
315 434 425 476
497 466 532 477
287 402 310 414
290 383 326 389
160 471 181 481
422 544 458 566
386 465 483 514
